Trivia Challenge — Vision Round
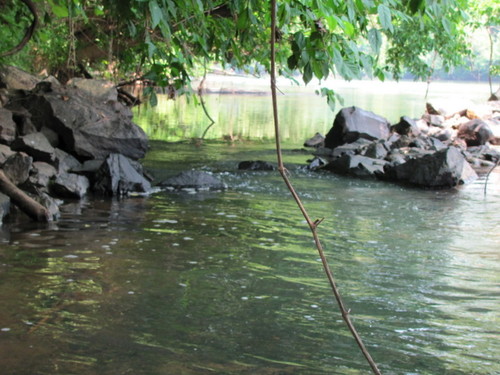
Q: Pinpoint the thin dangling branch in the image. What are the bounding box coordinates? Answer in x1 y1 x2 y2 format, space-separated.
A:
484 159 499 197
269 1 381 374
199 61 216 139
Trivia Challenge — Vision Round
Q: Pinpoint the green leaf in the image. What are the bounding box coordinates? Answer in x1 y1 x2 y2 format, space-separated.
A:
128 21 137 37
321 62 330 79
236 8 249 30
294 32 306 50
303 62 313 84
149 90 158 106
159 22 171 42
287 54 298 70
333 48 344 73
278 2 291 25
368 28 382 54
149 0 163 29
318 87 341 112
441 18 451 35
52 4 69 18
311 60 324 80
146 38 156 59
166 0 177 17
406 0 425 14
343 20 355 37
378 4 393 32
324 15 338 30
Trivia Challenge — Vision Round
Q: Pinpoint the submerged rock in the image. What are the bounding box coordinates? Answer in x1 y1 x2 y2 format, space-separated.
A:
158 170 227 191
238 160 276 171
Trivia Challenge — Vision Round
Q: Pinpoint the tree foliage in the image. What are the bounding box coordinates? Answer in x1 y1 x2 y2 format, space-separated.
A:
0 0 495 103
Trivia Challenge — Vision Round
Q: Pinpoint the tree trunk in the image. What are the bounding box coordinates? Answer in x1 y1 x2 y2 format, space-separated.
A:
0 170 49 222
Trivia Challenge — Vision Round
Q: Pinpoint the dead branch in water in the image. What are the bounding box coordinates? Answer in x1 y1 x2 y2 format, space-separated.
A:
269 1 381 374
0 170 49 222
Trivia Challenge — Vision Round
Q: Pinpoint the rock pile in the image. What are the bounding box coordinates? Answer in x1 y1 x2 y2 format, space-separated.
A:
306 103 500 188
0 66 151 223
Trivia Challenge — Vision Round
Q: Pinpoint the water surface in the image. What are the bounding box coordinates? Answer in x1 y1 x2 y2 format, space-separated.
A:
1 80 498 374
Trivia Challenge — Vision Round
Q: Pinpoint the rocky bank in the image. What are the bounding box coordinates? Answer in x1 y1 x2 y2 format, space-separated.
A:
305 102 500 188
0 66 151 223
1 65 499 225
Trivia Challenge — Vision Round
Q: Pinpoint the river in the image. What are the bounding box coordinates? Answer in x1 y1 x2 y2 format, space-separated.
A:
0 78 498 375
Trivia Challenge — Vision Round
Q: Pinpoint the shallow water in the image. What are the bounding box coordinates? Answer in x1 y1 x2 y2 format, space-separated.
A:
1 139 499 375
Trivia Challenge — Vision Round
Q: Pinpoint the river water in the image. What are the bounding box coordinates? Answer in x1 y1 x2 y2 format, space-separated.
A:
0 79 499 374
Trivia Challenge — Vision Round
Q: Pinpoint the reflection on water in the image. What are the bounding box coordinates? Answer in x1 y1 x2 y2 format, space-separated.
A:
1 139 499 375
133 77 491 142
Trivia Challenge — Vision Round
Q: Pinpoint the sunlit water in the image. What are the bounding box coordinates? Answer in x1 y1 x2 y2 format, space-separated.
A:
1 80 499 375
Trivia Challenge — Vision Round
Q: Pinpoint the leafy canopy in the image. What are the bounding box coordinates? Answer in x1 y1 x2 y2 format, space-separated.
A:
0 0 486 106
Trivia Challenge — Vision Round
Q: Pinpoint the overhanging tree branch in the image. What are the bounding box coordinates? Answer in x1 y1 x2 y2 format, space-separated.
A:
0 0 38 57
270 1 381 374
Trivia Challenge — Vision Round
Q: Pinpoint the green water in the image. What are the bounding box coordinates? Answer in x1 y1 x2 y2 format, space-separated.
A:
0 80 499 374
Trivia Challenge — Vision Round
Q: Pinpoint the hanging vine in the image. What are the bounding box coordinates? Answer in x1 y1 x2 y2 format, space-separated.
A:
269 1 382 374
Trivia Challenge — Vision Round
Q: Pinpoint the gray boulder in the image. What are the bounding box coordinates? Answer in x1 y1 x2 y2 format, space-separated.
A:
304 132 325 148
363 140 389 159
11 132 55 163
93 153 151 196
391 116 420 137
40 126 59 147
408 136 447 151
384 146 477 188
325 154 388 178
331 138 373 158
70 159 104 176
0 66 39 91
158 170 227 191
22 81 148 160
54 148 82 173
0 144 15 164
22 161 57 193
0 108 16 144
2 152 32 185
457 119 494 146
325 106 391 149
67 78 119 103
307 156 327 170
37 192 61 221
11 108 37 136
51 172 90 199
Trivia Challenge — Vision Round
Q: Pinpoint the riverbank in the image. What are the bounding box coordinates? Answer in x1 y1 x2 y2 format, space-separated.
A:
1 66 499 225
